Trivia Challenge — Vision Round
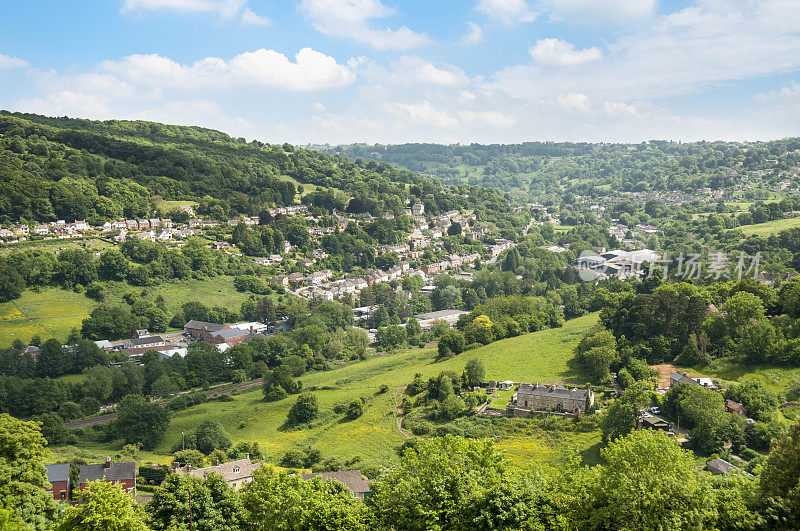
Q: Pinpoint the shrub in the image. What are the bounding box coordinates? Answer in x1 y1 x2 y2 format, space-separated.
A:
288 393 318 424
347 399 365 420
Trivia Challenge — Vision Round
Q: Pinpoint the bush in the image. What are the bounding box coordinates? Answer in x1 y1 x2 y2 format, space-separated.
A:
57 402 84 421
377 384 389 394
411 422 432 436
231 369 248 383
264 386 288 402
439 395 465 420
193 420 232 454
281 449 308 468
80 396 101 416
288 393 319 424
347 399 365 420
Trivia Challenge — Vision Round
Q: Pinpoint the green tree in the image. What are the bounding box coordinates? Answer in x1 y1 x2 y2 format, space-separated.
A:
193 420 232 455
371 435 508 531
239 467 370 530
587 431 716 529
57 480 147 531
463 358 485 388
0 414 62 529
147 473 243 531
288 393 318 424
116 394 170 450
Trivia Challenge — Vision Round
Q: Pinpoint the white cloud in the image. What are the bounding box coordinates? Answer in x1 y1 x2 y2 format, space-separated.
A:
459 110 517 127
17 91 112 118
299 0 430 50
312 102 326 112
603 101 638 116
460 22 483 46
546 0 657 24
240 7 270 25
476 0 536 25
390 56 469 87
0 54 28 70
102 48 355 91
388 101 459 127
530 39 602 66
556 92 590 112
756 80 800 102
122 0 246 17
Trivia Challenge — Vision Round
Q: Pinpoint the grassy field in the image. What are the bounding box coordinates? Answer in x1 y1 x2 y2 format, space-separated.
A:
740 217 800 237
0 288 98 345
0 237 115 256
689 358 800 393
54 313 600 468
0 276 256 346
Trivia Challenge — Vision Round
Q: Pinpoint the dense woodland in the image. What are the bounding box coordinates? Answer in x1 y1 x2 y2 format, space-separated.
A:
318 139 800 201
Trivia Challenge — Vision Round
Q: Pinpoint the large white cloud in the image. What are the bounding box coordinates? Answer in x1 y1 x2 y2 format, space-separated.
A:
102 48 355 91
530 39 602 66
475 0 536 25
299 0 430 50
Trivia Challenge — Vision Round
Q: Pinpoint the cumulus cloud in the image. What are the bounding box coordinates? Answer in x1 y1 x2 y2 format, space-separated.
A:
122 0 270 25
102 48 355 91
460 22 483 46
299 0 430 50
530 39 602 66
240 7 270 25
546 0 657 24
0 54 28 70
390 56 469 87
475 0 536 25
556 92 590 112
388 101 459 127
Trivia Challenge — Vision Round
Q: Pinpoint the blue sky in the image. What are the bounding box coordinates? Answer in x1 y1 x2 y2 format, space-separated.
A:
0 0 798 144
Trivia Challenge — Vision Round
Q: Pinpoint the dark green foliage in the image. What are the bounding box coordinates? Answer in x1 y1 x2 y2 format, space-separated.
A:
288 393 318 424
192 420 232 454
115 394 170 450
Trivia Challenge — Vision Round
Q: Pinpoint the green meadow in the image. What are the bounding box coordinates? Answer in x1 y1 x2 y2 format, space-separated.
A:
54 313 601 468
739 216 800 237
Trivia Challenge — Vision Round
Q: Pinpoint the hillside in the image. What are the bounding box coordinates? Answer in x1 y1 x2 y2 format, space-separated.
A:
0 111 421 225
51 313 601 468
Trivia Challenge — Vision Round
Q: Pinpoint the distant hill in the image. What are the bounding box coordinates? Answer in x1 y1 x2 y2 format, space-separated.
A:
0 111 421 224
312 139 800 202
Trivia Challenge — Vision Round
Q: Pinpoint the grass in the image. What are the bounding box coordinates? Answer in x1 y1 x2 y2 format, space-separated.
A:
0 237 115 255
0 288 98 345
54 313 600 468
690 358 800 393
0 276 258 346
740 217 800 237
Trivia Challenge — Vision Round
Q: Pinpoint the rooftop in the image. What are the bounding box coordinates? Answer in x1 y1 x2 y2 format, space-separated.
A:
46 463 70 483
301 470 371 495
80 461 136 483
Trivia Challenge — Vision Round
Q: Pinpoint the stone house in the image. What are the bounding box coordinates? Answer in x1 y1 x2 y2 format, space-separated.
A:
514 383 594 415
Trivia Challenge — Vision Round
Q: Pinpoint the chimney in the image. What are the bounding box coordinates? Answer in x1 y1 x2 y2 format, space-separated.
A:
245 453 250 461
250 325 254 334
104 457 111 469
216 458 220 466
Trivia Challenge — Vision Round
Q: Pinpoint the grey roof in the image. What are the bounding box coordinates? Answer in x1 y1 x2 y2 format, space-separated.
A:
213 328 250 340
518 383 590 400
181 458 261 483
706 458 753 477
301 470 371 494
128 335 165 346
46 463 70 483
23 346 40 354
80 461 136 483
415 309 468 320
185 320 225 332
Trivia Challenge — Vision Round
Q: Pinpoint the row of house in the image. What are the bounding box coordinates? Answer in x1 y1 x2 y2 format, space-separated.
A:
170 458 371 499
510 383 595 415
45 458 136 501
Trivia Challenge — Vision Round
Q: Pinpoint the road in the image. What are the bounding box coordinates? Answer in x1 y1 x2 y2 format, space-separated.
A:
65 379 263 429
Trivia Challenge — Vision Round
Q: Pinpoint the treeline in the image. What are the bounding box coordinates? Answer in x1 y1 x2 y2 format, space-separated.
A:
0 111 418 225
321 139 800 202
0 237 261 303
9 412 800 530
